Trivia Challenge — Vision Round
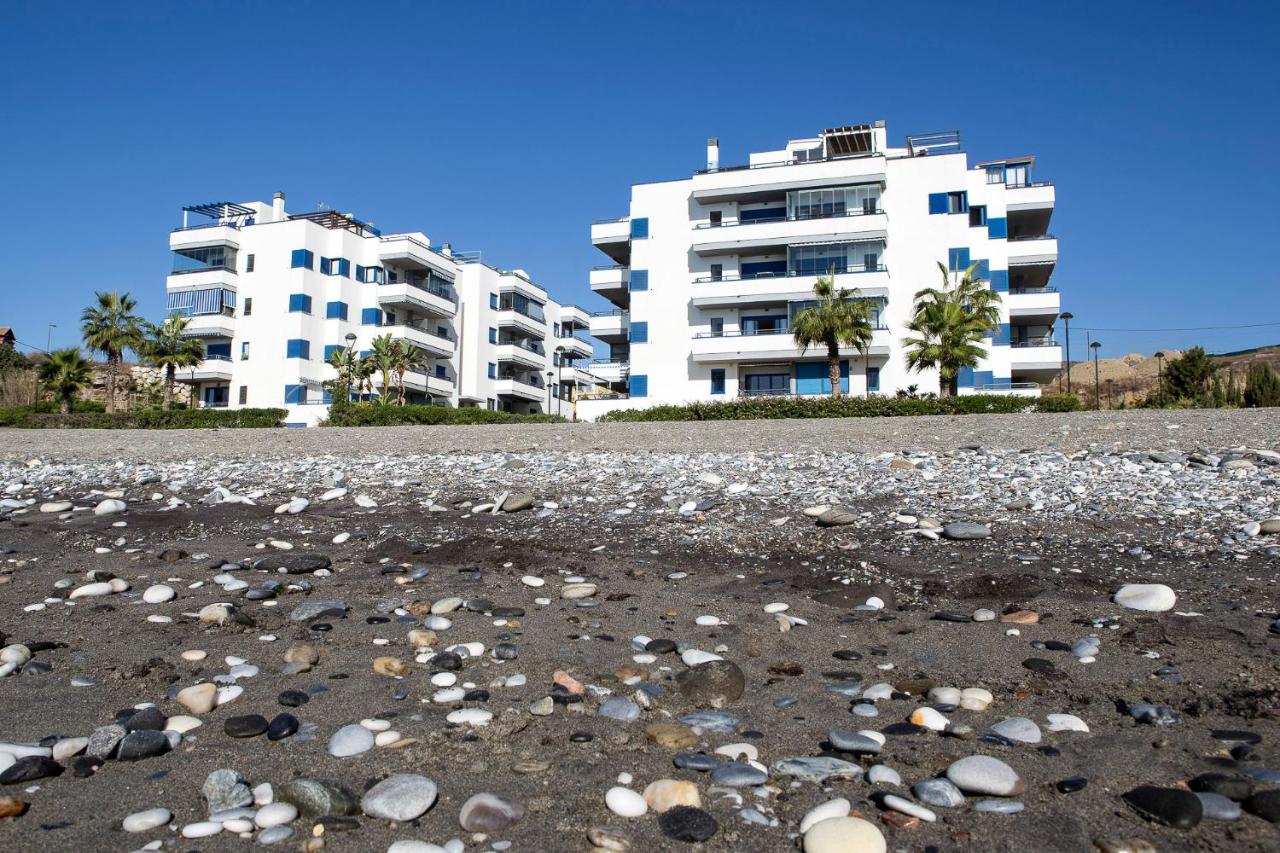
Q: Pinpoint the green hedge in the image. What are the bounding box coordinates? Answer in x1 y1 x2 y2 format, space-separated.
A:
597 393 1083 422
0 407 288 429
322 402 564 427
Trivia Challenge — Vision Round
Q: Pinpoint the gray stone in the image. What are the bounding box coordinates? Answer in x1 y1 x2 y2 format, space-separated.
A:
500 493 534 512
945 755 1024 796
1195 792 1241 821
253 553 332 574
771 756 862 784
86 724 125 759
458 792 525 833
289 599 349 622
678 711 738 733
943 522 991 540
360 773 439 822
278 778 359 819
989 717 1042 744
676 660 745 709
598 697 641 722
709 762 767 787
816 507 859 527
116 730 170 762
913 778 966 808
971 799 1025 813
828 730 882 754
204 769 253 814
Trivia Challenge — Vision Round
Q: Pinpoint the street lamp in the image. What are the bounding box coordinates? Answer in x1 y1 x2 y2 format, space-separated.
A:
1059 312 1073 395
545 370 554 414
46 323 56 354
1104 378 1114 409
1153 351 1165 403
1090 340 1102 409
344 332 357 402
555 345 567 417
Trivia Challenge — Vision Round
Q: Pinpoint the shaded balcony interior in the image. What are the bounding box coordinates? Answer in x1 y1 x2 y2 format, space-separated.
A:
1007 261 1056 292
694 184 883 230
498 291 546 324
172 244 237 275
1006 206 1052 240
384 265 458 314
695 239 886 284
727 357 886 398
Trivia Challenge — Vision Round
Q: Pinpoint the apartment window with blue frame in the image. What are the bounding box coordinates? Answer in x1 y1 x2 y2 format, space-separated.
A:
435 364 447 379
987 217 1008 239
325 301 348 320
866 367 880 392
355 265 385 284
710 369 726 395
630 270 649 291
968 205 987 227
488 327 497 344
286 339 310 359
630 217 649 239
288 293 312 313
487 363 496 379
489 293 498 310
320 257 350 277
948 248 971 272
361 307 382 325
284 384 308 404
927 191 968 214
323 344 343 361
629 321 648 343
630 374 648 397
290 249 314 269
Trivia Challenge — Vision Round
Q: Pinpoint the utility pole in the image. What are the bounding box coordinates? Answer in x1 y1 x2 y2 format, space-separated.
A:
1058 312 1073 394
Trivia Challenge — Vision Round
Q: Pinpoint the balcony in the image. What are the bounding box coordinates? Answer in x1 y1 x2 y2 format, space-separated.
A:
589 309 629 343
180 314 236 338
1007 235 1058 265
555 335 594 360
374 371 455 398
559 305 591 327
690 328 891 364
691 157 886 205
176 356 234 383
495 308 545 338
1010 339 1063 373
1006 287 1060 323
500 274 547 303
378 234 458 278
591 217 631 264
167 267 237 291
380 323 454 358
590 265 630 308
691 267 890 310
690 210 887 256
170 223 241 251
377 281 457 318
1002 181 1055 212
496 342 546 370
495 377 545 402
587 359 629 386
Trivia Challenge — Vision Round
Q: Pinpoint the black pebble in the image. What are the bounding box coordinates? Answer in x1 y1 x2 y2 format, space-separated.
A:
0 756 63 784
278 690 310 707
645 639 677 654
117 730 171 762
124 706 166 732
832 650 862 661
1122 785 1203 829
659 805 719 842
267 713 300 741
569 732 593 743
463 689 490 702
1244 789 1280 823
1056 776 1088 793
225 714 269 738
433 652 463 671
1188 773 1253 801
72 756 102 777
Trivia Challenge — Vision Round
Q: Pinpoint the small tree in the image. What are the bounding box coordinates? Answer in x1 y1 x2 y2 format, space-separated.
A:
391 339 428 406
367 334 398 403
142 313 205 410
902 261 1002 396
80 290 144 413
37 348 93 414
1244 362 1280 407
327 345 360 404
790 276 876 399
1163 346 1216 403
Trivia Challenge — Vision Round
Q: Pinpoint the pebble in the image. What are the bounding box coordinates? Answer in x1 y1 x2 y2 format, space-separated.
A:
1113 583 1177 612
945 756 1024 796
458 792 525 832
605 786 648 818
802 816 886 853
643 779 702 812
328 724 375 757
658 805 718 843
122 807 172 832
990 717 1042 744
1122 785 1203 829
361 774 439 821
913 778 967 808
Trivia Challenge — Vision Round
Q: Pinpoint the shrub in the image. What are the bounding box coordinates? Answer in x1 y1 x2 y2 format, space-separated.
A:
0 407 287 428
1244 363 1280 407
322 402 564 427
1036 392 1083 413
597 394 1072 422
28 399 107 414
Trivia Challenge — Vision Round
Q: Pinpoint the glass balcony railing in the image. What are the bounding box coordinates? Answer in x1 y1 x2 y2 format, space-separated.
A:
694 264 887 284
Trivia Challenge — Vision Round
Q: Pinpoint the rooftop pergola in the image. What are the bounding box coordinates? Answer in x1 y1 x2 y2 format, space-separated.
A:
288 209 377 236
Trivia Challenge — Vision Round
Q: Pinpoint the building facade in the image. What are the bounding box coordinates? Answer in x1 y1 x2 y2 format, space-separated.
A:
166 194 598 425
583 121 1060 417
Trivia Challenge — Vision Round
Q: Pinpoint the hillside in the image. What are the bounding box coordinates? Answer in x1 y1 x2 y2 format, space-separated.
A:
1053 344 1280 403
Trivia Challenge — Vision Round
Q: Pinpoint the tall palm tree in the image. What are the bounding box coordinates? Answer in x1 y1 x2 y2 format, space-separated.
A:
353 356 374 401
327 345 360 403
902 261 1002 396
37 348 93 414
367 333 399 404
391 339 429 406
142 313 205 410
81 290 144 412
791 276 876 399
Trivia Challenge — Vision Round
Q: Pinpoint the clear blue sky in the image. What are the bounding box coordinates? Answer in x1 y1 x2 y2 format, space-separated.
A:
2 1 1277 359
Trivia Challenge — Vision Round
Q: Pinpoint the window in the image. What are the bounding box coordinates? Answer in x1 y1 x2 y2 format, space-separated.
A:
243 297 252 316
867 367 880 392
288 293 312 313
286 339 310 359
238 386 247 405
488 327 497 344
792 298 881 329
1005 162 1029 187
246 254 255 273
987 217 1008 239
435 364 446 379
788 185 880 220
486 399 495 410
166 288 236 316
324 344 343 361
320 257 351 277
740 206 785 223
325 301 348 321
788 240 884 276
710 368 725 395
742 314 787 335
284 384 308 404
744 372 791 395
290 249 314 269
630 270 649 291
630 217 649 239
206 342 231 359
986 166 1005 184
741 259 787 278
436 325 448 339
629 321 648 343
487 363 496 379
969 205 987 227
383 310 396 325
630 374 648 397
240 341 250 360
356 265 385 284
173 245 237 273
553 322 561 338
709 211 722 227
948 191 968 214
361 307 382 325
709 264 723 282
489 293 498 310
948 248 971 272
710 317 724 337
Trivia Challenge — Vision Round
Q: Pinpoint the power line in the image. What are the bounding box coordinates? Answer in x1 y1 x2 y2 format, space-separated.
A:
1074 321 1280 333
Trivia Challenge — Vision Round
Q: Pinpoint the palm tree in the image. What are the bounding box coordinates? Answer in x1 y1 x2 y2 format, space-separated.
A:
327 345 360 403
790 276 876 399
81 290 144 412
391 339 429 405
367 333 399 404
37 348 93 414
902 261 1002 396
142 313 205 410
353 356 374 401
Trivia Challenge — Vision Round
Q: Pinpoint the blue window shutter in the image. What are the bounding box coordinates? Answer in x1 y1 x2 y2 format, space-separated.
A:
356 264 366 282
288 293 312 313
976 370 994 387
973 259 990 280
629 321 648 343
339 258 350 277
325 301 347 320
291 249 313 269
948 248 971 271
435 364 446 378
284 384 302 404
987 217 1007 239
630 374 648 397
488 327 497 344
361 307 381 324
324 344 342 361
839 359 850 394
990 270 1009 292
322 389 333 404
710 369 725 395
487 363 496 379
928 192 948 214
867 367 880 392
630 270 649 291
957 367 975 388
320 257 332 275
489 293 498 309
630 217 649 239
994 323 1011 345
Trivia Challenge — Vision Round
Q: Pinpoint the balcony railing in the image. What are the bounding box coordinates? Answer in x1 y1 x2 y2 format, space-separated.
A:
589 359 629 369
694 264 887 284
1011 338 1058 348
695 325 886 340
590 309 626 317
171 264 236 276
1004 181 1054 189
500 338 545 355
592 264 628 271
740 388 792 397
974 382 1041 391
1008 234 1057 242
385 278 458 304
592 216 630 225
377 322 456 343
693 207 884 230
1009 286 1058 294
204 354 232 362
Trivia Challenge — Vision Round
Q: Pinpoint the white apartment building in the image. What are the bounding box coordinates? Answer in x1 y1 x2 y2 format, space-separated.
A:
166 194 599 426
583 121 1060 418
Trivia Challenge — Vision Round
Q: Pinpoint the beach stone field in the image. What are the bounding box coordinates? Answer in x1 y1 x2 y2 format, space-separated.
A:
0 412 1277 852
